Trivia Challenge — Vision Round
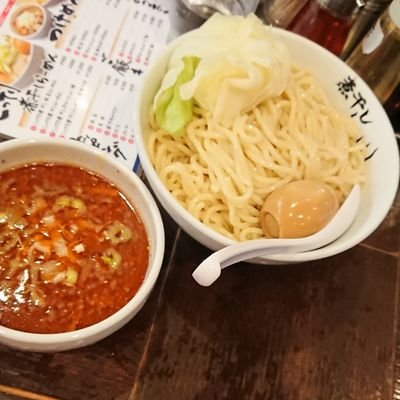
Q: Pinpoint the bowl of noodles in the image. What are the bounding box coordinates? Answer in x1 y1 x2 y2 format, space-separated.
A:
134 14 399 264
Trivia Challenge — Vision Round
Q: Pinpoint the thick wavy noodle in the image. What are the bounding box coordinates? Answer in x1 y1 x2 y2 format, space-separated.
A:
148 66 366 242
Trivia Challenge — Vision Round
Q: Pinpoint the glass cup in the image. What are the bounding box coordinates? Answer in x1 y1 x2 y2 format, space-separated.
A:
169 0 261 38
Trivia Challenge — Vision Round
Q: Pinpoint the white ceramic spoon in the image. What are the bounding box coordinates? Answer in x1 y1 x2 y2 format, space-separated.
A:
192 184 361 287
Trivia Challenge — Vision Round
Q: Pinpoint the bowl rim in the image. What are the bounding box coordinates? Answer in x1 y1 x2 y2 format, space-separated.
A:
134 26 400 263
0 138 165 345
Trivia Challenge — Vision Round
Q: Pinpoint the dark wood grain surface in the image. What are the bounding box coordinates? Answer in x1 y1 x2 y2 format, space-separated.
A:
0 188 399 400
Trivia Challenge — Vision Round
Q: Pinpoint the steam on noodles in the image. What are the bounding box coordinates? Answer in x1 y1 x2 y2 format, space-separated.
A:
148 14 366 242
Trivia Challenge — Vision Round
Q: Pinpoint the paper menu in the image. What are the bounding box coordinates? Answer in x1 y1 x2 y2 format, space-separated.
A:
0 0 170 170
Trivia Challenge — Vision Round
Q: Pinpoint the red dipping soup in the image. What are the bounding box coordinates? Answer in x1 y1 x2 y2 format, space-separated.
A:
0 163 149 333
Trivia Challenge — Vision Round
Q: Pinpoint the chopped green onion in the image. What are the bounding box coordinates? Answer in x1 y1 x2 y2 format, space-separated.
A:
52 272 66 284
29 265 40 286
54 196 70 209
29 285 46 308
0 229 18 254
6 258 27 278
71 197 85 210
104 222 132 245
40 260 61 282
73 243 85 254
6 209 27 230
65 267 78 286
11 217 28 230
102 248 121 269
53 195 87 214
53 237 68 257
0 211 8 225
41 214 55 225
27 242 51 264
27 197 47 215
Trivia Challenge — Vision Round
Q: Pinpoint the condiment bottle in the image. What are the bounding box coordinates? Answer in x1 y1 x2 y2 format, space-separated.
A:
287 0 364 55
262 0 309 28
346 0 400 103
341 0 393 60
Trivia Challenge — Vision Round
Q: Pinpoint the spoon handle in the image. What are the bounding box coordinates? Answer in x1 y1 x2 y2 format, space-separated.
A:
192 239 305 287
218 238 305 268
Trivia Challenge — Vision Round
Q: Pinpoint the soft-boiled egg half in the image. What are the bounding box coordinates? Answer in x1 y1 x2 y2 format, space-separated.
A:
260 180 339 239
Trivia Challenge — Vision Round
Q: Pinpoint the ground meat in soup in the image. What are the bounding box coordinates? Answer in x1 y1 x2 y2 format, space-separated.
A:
0 163 149 333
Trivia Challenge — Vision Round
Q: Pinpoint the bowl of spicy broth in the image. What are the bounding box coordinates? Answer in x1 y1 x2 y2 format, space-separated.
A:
0 138 165 352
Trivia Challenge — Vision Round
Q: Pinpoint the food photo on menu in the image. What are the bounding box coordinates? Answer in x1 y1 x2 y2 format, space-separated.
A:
9 2 52 39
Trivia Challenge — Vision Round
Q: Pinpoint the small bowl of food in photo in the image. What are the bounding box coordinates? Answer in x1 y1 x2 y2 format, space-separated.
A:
0 138 165 352
9 3 52 40
134 14 399 266
0 35 45 89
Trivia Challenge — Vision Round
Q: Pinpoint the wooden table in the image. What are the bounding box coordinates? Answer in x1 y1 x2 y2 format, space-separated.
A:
0 181 399 399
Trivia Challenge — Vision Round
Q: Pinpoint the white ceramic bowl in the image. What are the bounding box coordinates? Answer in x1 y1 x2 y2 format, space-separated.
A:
0 138 165 352
134 27 399 265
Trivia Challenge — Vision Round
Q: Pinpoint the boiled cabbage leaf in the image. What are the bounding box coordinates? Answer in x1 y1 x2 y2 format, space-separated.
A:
155 56 200 135
153 14 290 133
